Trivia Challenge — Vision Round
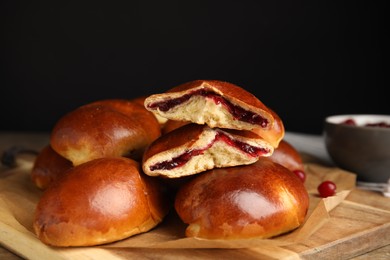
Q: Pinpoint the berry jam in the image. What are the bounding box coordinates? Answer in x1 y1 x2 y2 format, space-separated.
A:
149 131 270 171
147 89 269 128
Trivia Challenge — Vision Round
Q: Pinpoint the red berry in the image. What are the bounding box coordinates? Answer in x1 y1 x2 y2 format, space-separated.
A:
342 119 356 126
293 170 306 183
317 180 337 198
365 121 390 128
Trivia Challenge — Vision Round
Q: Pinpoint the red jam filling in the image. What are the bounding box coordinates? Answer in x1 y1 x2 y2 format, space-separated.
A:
147 89 269 128
149 131 269 171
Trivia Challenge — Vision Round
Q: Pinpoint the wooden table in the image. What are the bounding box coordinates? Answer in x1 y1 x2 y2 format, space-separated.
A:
1 131 389 259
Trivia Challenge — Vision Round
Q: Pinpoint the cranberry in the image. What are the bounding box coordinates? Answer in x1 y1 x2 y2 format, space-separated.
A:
341 119 356 126
365 121 390 128
317 180 337 198
293 170 306 183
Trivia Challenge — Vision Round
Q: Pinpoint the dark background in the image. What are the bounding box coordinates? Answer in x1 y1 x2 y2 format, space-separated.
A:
1 1 387 134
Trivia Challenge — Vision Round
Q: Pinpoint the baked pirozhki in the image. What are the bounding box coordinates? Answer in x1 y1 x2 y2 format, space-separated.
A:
269 140 304 173
31 145 73 190
269 139 306 182
174 158 310 239
144 80 275 132
142 123 274 178
50 99 161 166
33 157 170 247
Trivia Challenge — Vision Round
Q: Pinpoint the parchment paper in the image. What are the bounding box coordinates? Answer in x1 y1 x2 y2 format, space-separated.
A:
0 157 356 249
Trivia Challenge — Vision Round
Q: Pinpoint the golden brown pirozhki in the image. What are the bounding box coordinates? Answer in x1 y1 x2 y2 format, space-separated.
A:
33 157 170 247
144 80 275 132
269 139 305 173
31 145 73 190
50 99 161 166
174 158 309 239
142 123 274 178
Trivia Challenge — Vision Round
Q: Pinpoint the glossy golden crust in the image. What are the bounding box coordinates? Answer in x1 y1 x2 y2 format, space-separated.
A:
50 99 161 166
269 140 304 172
31 145 73 190
144 80 275 131
166 80 270 111
33 157 170 247
174 158 309 239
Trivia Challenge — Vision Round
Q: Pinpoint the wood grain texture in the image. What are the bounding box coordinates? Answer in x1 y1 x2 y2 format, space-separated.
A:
1 132 389 259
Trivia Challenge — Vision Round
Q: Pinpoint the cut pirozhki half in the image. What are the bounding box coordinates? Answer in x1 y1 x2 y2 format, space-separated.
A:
142 123 274 178
144 80 275 133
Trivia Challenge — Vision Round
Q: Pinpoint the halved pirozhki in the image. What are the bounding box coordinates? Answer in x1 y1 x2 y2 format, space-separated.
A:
144 80 275 132
142 123 274 178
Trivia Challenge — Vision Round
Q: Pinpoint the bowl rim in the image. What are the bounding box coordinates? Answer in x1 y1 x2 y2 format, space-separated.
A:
325 114 390 130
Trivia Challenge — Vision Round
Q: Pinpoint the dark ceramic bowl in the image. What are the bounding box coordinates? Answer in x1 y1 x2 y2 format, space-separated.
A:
324 114 390 183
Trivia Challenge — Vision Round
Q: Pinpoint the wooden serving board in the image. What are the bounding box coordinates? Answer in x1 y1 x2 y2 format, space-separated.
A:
0 138 389 259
